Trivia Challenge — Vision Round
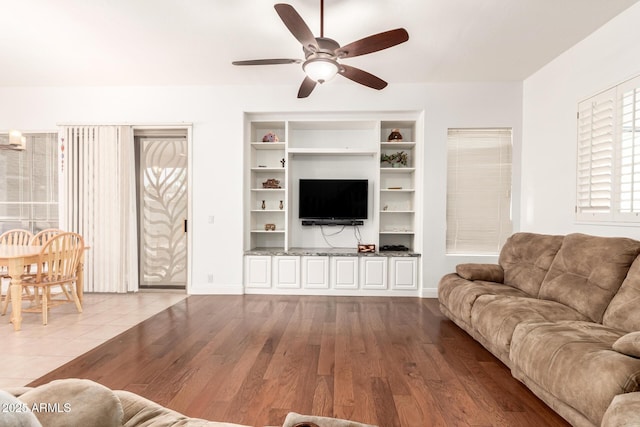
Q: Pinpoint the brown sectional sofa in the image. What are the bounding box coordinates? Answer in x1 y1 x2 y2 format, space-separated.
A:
438 232 640 427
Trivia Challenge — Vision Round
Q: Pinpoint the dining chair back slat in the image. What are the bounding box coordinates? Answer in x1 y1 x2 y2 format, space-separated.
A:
30 228 63 246
0 229 33 246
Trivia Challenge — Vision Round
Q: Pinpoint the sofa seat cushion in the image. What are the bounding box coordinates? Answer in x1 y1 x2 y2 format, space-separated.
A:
603 255 640 332
538 233 640 322
498 232 564 296
470 295 588 359
438 273 529 327
510 321 640 426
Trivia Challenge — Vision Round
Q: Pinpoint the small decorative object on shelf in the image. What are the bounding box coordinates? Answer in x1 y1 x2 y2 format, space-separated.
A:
382 204 389 211
358 244 376 253
262 132 279 142
261 200 266 210
264 223 276 231
262 178 281 188
280 158 286 168
381 151 408 167
387 128 403 142
279 200 284 210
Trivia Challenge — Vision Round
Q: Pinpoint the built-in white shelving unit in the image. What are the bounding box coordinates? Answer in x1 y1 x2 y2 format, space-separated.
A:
245 121 287 250
379 121 418 251
243 112 423 296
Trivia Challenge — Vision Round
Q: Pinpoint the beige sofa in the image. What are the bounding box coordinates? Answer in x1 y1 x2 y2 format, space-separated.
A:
438 232 640 427
0 378 377 427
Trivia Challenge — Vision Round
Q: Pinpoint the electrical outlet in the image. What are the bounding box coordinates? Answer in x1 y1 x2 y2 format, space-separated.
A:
207 273 214 283
208 215 214 224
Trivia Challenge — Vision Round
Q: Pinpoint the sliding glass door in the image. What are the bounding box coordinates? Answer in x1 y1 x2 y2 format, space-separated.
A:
136 131 188 289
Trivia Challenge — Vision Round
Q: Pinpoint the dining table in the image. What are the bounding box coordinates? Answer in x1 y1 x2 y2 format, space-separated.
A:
0 244 85 331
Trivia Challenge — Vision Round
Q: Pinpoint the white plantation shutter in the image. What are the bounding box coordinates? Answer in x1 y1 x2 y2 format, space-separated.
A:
617 77 640 219
576 74 640 222
576 89 615 219
447 128 512 255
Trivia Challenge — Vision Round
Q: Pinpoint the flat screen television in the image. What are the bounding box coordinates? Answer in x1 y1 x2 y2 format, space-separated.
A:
299 179 368 224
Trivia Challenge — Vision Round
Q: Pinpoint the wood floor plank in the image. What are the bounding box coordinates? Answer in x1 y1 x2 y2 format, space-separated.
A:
29 295 570 427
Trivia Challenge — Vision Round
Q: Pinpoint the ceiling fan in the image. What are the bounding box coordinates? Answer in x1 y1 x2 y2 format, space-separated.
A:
232 1 409 98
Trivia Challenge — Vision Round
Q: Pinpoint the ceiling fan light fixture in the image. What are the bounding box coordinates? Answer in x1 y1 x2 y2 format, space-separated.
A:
303 57 339 84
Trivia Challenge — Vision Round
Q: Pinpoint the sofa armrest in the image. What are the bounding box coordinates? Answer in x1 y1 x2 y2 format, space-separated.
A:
114 390 250 427
602 392 640 427
612 331 640 357
455 263 504 283
283 412 378 427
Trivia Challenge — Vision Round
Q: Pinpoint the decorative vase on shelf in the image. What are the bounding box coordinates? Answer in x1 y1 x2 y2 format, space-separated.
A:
261 200 266 210
262 132 279 142
279 200 284 210
387 128 403 142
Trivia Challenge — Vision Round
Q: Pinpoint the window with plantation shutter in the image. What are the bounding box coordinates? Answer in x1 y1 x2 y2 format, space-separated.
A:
446 128 513 255
576 74 640 222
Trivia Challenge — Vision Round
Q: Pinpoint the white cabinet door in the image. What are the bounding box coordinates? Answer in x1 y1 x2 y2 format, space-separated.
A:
273 256 301 289
244 256 272 288
302 256 330 289
360 257 387 290
331 256 359 289
390 257 418 290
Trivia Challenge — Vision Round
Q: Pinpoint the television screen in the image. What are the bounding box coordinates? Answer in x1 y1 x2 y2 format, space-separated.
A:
299 179 368 220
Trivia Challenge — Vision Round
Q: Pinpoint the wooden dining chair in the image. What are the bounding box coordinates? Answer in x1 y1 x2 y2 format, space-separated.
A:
7 232 85 325
29 228 63 246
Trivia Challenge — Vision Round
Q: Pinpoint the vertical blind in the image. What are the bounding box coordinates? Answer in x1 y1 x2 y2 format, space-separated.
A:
447 128 513 255
576 74 640 222
61 126 138 293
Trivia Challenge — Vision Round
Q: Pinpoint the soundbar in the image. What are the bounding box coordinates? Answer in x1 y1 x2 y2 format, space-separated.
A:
301 220 364 226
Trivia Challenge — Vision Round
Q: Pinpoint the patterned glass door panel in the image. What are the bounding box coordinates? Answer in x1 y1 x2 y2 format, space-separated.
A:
139 136 187 288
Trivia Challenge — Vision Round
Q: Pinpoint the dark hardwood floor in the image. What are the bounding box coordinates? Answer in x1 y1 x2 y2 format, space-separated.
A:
30 296 570 427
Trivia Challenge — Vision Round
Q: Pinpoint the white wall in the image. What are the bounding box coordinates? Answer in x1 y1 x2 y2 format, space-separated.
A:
521 2 640 238
0 80 522 297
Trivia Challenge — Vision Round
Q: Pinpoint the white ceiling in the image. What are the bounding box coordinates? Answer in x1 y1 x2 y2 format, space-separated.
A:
1 0 638 87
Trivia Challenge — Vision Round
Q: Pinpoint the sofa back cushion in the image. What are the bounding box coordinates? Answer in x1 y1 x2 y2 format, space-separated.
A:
603 256 640 331
538 233 640 322
498 232 564 296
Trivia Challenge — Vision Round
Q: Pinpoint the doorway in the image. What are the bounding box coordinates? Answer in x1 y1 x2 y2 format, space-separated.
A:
135 129 188 289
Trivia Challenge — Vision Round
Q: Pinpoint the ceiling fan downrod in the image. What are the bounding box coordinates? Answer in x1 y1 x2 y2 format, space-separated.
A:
320 0 324 38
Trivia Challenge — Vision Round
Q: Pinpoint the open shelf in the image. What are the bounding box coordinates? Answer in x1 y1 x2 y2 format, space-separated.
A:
289 148 377 156
245 115 421 253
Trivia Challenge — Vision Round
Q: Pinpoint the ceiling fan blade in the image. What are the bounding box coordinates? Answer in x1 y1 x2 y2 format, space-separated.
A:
274 4 318 51
297 76 317 98
339 64 388 90
232 59 301 66
336 28 409 59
